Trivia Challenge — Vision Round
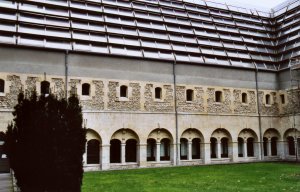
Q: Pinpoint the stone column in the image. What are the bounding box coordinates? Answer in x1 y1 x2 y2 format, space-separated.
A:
156 142 160 162
231 142 239 162
277 140 285 160
101 144 110 170
217 140 221 159
243 140 248 158
203 143 211 164
139 143 147 168
267 139 272 156
121 142 126 164
188 141 192 161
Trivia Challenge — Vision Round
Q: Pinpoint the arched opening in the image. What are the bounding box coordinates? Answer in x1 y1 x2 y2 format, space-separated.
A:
120 85 128 98
110 139 121 163
271 137 278 156
147 139 156 161
186 89 194 101
247 138 254 157
265 94 271 105
155 87 162 99
263 137 268 156
215 91 222 102
87 139 100 164
82 83 90 96
192 138 201 159
242 93 247 103
41 81 50 95
287 136 295 156
221 138 229 158
210 137 217 158
160 138 170 161
238 137 244 157
0 79 4 93
180 138 188 160
125 139 137 162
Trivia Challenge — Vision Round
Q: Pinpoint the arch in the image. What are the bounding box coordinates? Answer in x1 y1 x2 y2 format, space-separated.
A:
148 128 173 162
155 87 162 99
180 138 188 160
238 128 258 141
211 128 232 159
87 139 100 164
263 128 280 139
111 128 139 142
110 139 121 163
181 128 204 160
283 128 300 139
86 129 101 142
126 139 137 162
148 128 173 142
147 138 156 161
120 85 128 98
211 128 232 141
82 83 90 96
41 81 50 95
181 128 204 141
0 79 4 93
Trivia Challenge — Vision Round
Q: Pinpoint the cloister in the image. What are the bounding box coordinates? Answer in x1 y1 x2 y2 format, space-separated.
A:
83 127 300 170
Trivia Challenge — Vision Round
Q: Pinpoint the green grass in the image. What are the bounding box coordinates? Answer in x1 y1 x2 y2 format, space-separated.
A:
82 163 300 192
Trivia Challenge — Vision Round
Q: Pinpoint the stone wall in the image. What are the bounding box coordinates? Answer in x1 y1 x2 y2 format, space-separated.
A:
0 73 298 116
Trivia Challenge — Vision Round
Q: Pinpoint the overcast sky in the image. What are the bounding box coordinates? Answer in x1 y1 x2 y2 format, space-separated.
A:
211 0 288 10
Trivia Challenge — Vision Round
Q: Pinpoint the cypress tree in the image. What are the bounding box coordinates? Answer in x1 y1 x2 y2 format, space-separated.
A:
4 92 86 192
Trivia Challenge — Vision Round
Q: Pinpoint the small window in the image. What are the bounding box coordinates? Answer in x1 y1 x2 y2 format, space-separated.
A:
280 94 285 104
82 83 90 96
242 93 247 103
186 89 194 101
0 79 4 93
155 87 162 99
120 85 128 97
41 81 50 95
215 91 222 102
265 94 271 105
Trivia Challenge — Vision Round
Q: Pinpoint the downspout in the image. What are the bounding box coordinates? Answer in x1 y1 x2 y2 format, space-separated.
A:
65 50 69 99
173 60 179 166
254 65 263 160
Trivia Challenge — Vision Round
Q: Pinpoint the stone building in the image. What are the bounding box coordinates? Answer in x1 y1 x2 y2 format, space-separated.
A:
0 0 299 171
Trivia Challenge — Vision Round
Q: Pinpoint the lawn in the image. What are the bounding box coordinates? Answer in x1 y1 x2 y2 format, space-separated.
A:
82 163 300 192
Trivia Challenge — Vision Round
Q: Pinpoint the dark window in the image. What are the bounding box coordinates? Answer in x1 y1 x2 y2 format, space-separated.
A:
147 139 156 161
287 137 295 156
126 139 137 162
0 79 4 93
82 83 90 96
155 87 162 99
41 81 50 95
242 93 247 103
266 94 271 104
110 139 121 163
87 139 100 164
120 85 128 97
215 91 222 102
280 94 285 104
186 89 194 101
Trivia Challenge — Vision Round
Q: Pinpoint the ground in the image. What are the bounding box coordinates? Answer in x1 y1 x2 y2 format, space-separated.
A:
82 163 300 192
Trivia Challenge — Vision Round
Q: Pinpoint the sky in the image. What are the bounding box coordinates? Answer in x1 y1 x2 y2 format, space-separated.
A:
212 0 288 10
